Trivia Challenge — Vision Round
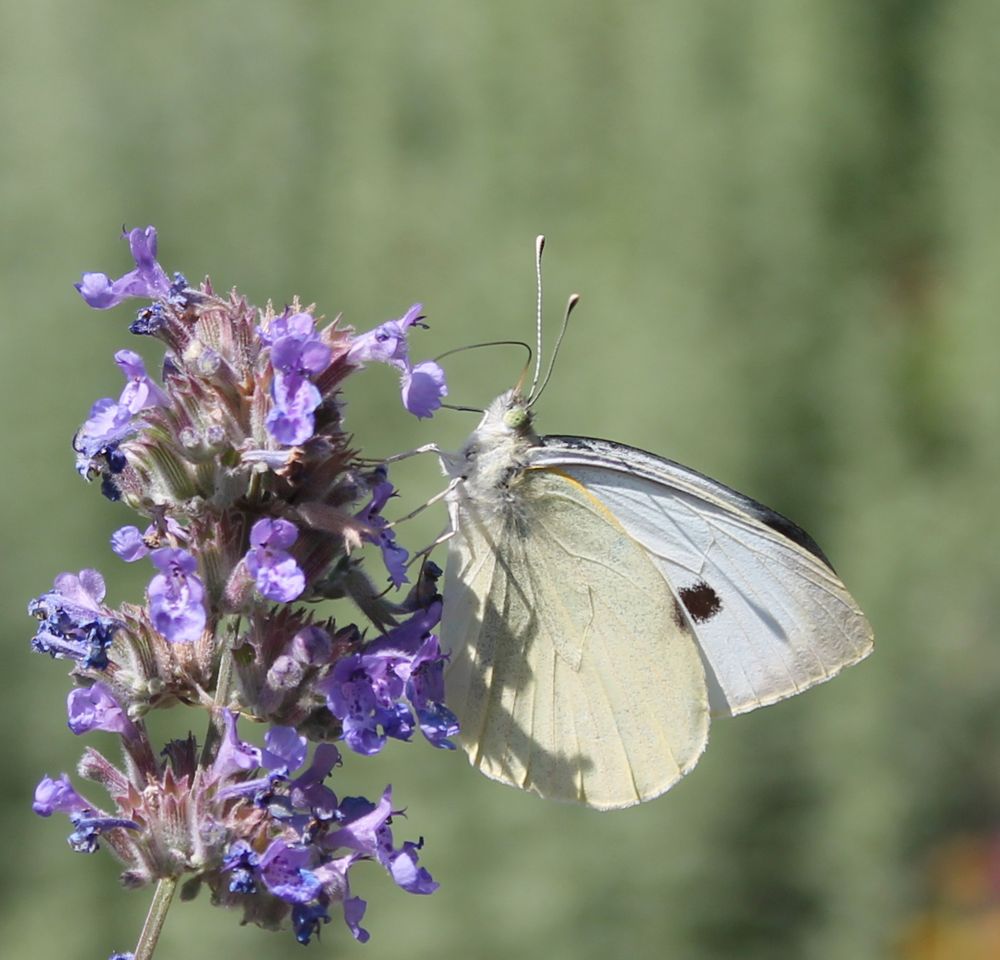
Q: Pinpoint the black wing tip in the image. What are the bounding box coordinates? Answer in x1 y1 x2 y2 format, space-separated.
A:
540 434 835 570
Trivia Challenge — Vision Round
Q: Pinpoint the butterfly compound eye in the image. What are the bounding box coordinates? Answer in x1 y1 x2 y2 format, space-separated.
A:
503 407 530 430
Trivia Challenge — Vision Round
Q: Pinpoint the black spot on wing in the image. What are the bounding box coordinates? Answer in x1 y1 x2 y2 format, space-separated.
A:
679 582 722 624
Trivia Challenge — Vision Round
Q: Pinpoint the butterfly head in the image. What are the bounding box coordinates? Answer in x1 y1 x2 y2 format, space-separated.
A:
477 389 536 441
442 389 539 495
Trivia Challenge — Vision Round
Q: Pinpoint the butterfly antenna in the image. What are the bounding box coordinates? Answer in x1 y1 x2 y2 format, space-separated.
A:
434 339 533 413
434 339 532 366
526 235 546 400
528 292 580 408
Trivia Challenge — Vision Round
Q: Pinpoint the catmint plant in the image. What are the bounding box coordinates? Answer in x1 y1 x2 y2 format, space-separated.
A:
29 227 459 959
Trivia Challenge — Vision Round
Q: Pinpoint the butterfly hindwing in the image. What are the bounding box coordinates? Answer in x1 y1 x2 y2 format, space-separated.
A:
442 467 710 809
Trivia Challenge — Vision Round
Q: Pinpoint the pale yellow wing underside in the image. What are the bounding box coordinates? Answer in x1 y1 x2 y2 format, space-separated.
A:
441 468 710 810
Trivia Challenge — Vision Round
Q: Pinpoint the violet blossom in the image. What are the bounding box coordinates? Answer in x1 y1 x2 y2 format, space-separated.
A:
244 518 306 602
347 303 448 418
31 225 456 957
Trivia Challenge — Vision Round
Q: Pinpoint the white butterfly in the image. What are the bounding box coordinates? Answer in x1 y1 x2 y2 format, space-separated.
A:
433 240 873 810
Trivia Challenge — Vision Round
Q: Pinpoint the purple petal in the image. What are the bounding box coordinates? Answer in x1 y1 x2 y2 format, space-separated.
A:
297 338 333 376
261 311 316 345
342 895 370 943
67 682 132 736
271 334 332 378
76 397 134 457
261 725 308 775
401 360 447 418
74 272 118 309
293 742 342 788
33 773 91 817
346 320 409 368
250 517 299 550
397 303 425 331
115 349 169 410
265 374 322 446
147 547 206 644
327 787 393 858
389 842 439 894
211 709 262 780
245 520 305 603
378 535 409 588
259 840 322 903
127 225 158 265
74 226 170 310
53 569 107 611
111 526 148 562
416 702 460 749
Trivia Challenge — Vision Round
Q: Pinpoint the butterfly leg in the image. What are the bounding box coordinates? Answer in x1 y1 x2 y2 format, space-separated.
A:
386 478 461 529
375 442 443 464
405 526 456 568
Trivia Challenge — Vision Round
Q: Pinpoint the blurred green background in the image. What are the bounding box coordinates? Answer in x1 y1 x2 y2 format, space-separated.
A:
4 2 999 958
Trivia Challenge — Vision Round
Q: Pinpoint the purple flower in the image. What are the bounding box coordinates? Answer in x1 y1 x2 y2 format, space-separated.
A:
74 398 135 467
264 312 333 378
288 743 341 819
308 857 370 943
114 350 169 411
261 312 332 446
33 774 91 817
341 894 369 943
67 813 140 854
266 375 323 446
74 350 168 474
317 601 455 754
259 840 323 903
28 570 118 669
111 518 186 563
244 518 306 602
321 656 390 755
413 701 460 749
401 360 449 419
33 774 136 852
346 304 423 366
211 709 262 780
147 548 206 644
355 469 409 588
260 726 308 776
67 682 135 737
406 630 459 749
388 840 439 894
222 840 260 894
110 526 149 563
347 304 448 418
75 226 171 310
327 787 438 895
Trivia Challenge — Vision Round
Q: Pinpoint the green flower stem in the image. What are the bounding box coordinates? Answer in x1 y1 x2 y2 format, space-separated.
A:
200 632 235 767
133 876 177 960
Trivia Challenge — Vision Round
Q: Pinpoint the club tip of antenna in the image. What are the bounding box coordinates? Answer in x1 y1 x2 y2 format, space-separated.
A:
535 235 545 255
567 292 581 311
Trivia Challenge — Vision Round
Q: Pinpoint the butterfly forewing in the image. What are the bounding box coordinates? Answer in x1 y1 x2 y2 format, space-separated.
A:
442 467 710 809
530 438 874 717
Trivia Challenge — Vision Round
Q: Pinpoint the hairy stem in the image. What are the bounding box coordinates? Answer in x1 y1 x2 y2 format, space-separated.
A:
199 629 236 768
133 876 177 960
